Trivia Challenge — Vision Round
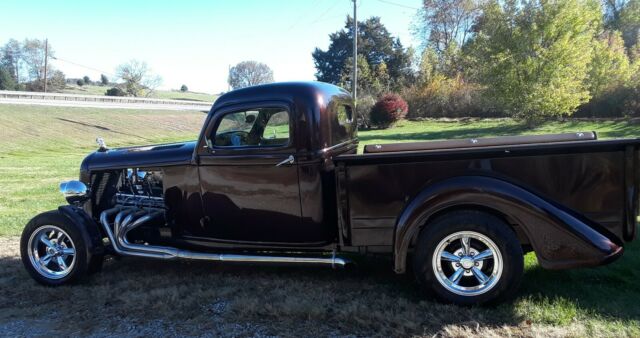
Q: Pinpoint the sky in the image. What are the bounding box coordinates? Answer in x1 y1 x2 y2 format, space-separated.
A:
0 0 422 93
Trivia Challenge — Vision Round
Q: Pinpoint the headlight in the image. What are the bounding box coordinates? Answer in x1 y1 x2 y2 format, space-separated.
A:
59 180 89 204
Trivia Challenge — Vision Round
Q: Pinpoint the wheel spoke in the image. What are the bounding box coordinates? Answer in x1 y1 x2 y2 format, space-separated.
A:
441 251 461 262
56 231 66 243
40 254 53 266
56 256 68 270
472 267 489 284
473 249 493 261
61 248 75 256
460 236 470 255
449 268 465 285
39 234 54 248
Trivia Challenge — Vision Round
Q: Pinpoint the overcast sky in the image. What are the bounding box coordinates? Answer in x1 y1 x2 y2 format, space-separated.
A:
0 0 422 93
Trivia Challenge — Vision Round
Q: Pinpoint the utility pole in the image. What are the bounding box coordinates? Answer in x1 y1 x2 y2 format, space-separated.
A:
43 38 48 93
352 0 357 106
227 64 231 92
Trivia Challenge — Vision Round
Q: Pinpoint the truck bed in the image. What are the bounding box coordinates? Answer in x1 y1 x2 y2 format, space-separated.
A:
336 134 640 250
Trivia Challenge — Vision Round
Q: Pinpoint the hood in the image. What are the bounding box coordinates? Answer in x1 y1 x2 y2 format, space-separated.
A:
81 141 197 174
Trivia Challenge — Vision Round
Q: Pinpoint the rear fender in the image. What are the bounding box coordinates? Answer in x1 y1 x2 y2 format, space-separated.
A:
393 176 623 273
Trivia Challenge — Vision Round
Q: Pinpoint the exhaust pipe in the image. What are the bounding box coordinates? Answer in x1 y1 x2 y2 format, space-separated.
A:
100 207 351 268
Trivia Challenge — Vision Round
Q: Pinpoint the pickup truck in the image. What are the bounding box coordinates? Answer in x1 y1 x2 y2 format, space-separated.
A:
20 82 640 305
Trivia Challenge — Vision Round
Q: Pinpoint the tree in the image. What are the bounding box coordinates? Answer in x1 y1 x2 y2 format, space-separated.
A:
83 76 90 85
312 16 413 89
100 74 109 86
415 0 484 53
227 61 273 90
588 31 632 98
48 70 66 91
115 59 162 97
0 39 22 82
0 66 17 90
21 38 53 86
469 0 602 123
76 79 84 86
180 84 188 92
604 0 640 48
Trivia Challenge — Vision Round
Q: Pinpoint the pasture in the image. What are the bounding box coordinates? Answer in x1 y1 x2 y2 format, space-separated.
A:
1 104 639 336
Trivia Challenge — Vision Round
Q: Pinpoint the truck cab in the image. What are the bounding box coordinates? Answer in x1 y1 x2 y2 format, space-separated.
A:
188 82 357 247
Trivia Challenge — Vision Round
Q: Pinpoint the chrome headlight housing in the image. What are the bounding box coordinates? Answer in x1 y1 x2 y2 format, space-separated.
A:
59 180 89 205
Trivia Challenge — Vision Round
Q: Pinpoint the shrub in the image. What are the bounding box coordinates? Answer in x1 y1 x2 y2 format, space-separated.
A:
76 79 84 86
403 75 492 118
105 87 126 96
180 84 188 92
369 93 408 128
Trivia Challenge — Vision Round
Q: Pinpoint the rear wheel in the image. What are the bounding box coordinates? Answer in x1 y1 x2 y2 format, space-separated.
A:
20 211 95 286
413 210 523 305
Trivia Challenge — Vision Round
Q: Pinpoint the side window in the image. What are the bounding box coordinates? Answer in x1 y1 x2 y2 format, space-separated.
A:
213 108 290 148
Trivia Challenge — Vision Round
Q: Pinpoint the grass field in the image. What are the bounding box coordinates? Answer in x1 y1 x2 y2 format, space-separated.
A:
61 84 219 102
1 104 640 336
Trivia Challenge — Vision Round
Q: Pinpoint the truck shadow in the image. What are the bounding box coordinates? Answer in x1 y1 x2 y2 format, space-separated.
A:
2 241 638 336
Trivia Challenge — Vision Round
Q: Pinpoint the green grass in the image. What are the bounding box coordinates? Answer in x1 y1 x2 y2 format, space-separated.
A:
60 84 219 102
1 104 640 335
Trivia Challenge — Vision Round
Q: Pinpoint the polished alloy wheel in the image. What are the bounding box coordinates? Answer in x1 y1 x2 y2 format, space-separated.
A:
432 231 503 296
27 225 76 279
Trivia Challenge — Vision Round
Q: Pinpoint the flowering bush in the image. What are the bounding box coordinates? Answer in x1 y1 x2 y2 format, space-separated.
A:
369 93 408 128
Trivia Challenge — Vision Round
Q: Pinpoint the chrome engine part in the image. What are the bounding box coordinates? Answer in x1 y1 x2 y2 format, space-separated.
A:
114 168 164 208
99 207 351 268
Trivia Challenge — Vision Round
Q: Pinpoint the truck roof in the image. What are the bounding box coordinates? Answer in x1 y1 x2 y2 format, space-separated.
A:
210 81 357 153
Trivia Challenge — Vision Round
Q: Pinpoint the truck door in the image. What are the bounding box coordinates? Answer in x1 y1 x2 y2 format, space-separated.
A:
195 105 308 244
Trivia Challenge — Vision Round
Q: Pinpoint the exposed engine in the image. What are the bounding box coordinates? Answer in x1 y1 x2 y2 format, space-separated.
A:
115 168 164 209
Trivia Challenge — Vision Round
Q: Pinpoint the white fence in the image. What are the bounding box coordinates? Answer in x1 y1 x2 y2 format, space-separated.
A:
0 90 213 108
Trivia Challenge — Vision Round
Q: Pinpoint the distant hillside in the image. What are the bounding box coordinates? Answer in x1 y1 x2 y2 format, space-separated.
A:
61 84 219 103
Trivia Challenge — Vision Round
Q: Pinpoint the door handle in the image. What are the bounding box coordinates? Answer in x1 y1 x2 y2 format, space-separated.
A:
275 155 295 167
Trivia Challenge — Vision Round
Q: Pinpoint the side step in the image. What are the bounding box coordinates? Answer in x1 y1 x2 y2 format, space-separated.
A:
100 207 351 269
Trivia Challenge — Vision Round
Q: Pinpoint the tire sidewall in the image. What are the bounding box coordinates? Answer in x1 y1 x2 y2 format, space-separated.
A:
413 211 524 306
20 211 89 286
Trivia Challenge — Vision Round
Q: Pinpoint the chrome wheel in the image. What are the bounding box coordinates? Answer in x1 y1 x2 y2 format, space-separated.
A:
27 225 76 279
432 231 503 296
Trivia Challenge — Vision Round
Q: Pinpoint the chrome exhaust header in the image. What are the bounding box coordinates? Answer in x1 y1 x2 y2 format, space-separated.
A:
99 207 350 268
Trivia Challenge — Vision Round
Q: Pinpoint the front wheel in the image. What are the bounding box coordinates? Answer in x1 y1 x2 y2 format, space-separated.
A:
413 210 524 305
20 211 95 286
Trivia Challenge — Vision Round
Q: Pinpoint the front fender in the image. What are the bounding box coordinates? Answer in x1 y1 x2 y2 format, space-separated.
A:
58 205 105 257
394 176 623 273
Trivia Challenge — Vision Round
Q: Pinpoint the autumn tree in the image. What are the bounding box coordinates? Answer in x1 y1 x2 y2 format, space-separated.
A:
469 0 602 123
227 61 274 90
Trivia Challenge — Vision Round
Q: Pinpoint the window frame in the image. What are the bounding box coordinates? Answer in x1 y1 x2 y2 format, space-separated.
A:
207 105 293 151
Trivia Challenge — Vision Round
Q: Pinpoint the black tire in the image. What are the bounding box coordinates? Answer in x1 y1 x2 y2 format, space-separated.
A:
412 210 524 306
20 210 95 286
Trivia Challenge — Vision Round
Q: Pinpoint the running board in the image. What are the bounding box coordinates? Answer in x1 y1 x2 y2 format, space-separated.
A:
100 207 351 269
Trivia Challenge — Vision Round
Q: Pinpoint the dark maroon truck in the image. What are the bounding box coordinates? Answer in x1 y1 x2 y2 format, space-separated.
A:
21 82 640 305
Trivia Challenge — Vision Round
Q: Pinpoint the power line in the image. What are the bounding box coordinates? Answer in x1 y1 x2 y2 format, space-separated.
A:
49 55 116 77
374 0 420 10
310 0 344 24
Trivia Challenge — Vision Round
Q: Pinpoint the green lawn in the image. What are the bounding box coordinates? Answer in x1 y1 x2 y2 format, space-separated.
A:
1 104 640 335
60 84 219 102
